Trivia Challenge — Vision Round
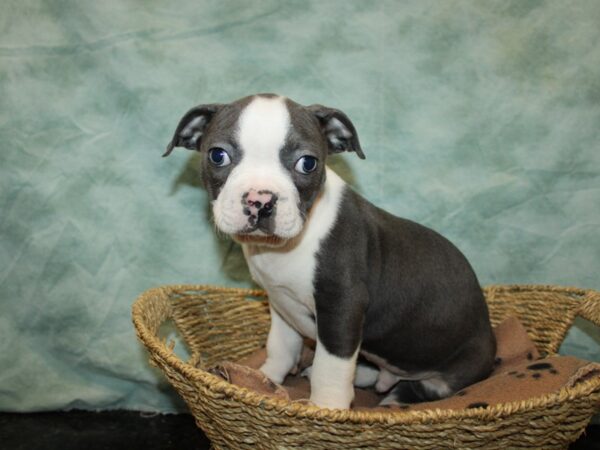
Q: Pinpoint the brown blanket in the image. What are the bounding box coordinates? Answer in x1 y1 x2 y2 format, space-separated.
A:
208 317 600 411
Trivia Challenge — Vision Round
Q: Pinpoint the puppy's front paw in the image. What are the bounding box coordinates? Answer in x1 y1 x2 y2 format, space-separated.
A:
303 366 353 409
309 380 354 410
259 360 287 385
309 391 352 410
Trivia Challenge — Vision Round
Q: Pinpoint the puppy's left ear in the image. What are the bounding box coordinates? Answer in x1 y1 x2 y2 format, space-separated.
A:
163 104 222 157
307 105 365 159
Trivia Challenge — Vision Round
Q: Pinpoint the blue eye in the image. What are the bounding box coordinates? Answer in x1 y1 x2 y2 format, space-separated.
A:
208 148 231 167
294 156 318 174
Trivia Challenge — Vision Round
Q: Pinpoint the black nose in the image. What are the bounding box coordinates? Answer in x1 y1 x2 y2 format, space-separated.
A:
259 200 275 218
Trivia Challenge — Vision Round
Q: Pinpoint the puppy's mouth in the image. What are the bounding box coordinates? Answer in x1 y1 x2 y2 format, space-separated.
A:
233 233 287 247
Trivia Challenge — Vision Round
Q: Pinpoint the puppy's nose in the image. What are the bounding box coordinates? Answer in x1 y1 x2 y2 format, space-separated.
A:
243 190 277 220
258 199 275 218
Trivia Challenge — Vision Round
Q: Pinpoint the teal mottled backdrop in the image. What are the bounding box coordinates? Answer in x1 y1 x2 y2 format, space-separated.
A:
1 0 599 412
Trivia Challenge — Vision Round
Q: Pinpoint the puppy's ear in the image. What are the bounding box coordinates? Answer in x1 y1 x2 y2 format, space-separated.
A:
307 105 365 159
163 104 222 157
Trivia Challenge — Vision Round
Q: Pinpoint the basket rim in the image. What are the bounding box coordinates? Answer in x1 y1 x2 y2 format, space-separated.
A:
132 283 600 425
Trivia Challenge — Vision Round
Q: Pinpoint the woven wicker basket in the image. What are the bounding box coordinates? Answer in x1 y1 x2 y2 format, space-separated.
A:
132 284 600 449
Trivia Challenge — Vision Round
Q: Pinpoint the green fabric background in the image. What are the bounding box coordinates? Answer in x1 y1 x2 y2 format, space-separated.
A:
1 0 599 412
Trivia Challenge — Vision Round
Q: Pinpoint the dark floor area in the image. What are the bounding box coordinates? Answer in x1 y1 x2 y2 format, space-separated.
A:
0 410 210 450
1 410 600 449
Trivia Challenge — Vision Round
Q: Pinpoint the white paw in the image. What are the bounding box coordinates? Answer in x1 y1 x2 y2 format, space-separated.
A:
375 369 401 393
259 361 287 384
309 390 353 410
354 364 379 388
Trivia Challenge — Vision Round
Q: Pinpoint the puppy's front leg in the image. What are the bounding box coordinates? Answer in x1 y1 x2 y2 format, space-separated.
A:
259 305 303 384
310 338 359 409
310 285 366 409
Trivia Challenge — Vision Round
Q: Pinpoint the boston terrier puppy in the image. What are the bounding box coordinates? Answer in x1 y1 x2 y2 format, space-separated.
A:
164 93 496 409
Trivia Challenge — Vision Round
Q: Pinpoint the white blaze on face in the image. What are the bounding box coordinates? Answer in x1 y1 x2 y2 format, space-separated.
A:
212 96 304 239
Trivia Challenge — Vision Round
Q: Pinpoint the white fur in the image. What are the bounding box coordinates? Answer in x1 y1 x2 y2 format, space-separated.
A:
353 364 380 388
259 305 304 384
309 338 358 409
375 368 401 393
212 96 304 239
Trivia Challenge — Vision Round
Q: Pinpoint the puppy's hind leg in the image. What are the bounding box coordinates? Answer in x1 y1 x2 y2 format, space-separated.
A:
379 337 496 406
354 362 379 388
379 377 453 406
375 368 401 393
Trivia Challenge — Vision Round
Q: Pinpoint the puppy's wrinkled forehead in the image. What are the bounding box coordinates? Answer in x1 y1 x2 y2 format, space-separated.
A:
236 96 290 159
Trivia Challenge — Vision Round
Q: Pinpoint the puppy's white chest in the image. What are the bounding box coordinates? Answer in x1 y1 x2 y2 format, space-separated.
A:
243 242 318 339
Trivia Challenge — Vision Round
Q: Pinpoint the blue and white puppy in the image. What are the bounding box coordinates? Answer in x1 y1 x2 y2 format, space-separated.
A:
165 94 496 410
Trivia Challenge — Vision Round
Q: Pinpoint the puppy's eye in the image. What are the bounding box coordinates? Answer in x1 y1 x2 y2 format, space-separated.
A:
294 156 318 174
208 148 231 167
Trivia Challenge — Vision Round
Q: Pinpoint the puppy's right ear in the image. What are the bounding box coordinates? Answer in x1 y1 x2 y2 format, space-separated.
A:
163 104 222 157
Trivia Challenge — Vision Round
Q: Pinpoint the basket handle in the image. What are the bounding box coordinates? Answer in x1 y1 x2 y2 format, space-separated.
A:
577 290 600 327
